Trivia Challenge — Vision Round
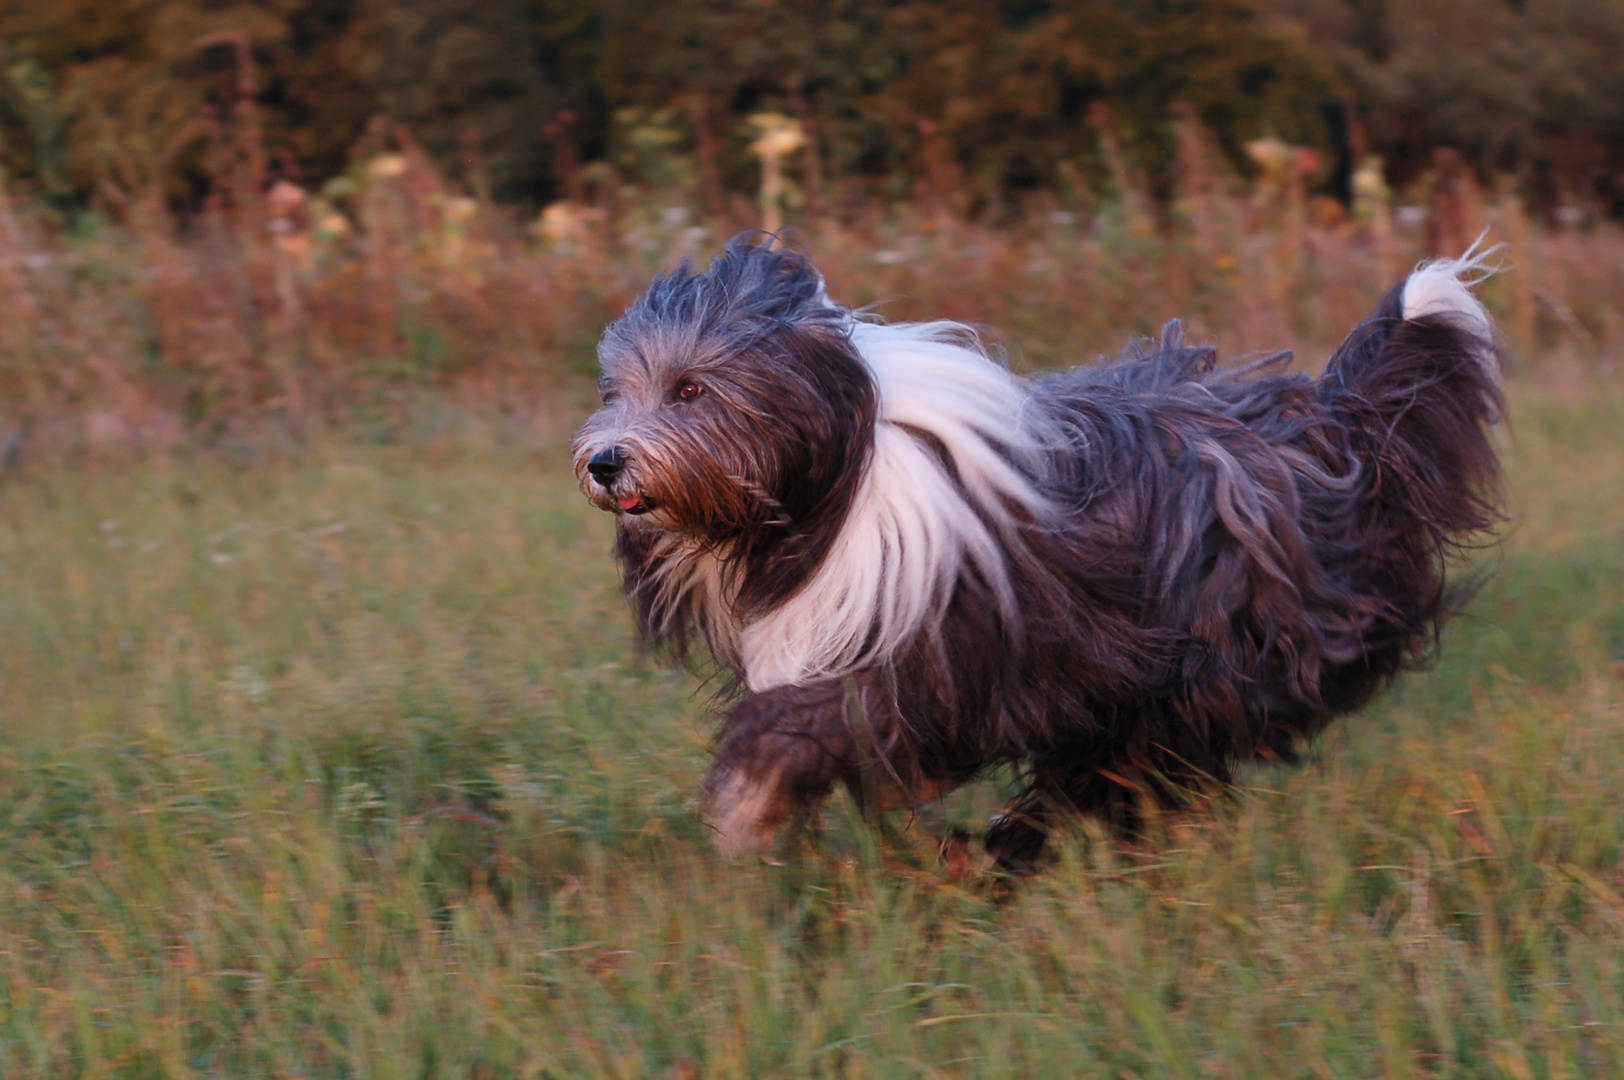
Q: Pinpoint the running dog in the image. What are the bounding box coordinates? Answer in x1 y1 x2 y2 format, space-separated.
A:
572 235 1502 868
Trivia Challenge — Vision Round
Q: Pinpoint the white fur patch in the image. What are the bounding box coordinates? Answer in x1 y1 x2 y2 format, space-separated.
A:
1401 234 1501 379
736 320 1052 692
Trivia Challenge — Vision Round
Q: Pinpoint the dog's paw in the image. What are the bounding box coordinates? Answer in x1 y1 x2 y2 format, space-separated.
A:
702 765 793 858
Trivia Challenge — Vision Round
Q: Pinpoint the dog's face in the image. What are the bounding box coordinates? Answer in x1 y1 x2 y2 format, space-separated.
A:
572 239 876 542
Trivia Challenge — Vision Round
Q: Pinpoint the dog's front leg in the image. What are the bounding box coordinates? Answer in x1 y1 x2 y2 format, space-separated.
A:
702 680 874 857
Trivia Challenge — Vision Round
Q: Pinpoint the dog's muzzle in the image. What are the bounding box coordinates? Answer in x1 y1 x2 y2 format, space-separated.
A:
585 445 653 514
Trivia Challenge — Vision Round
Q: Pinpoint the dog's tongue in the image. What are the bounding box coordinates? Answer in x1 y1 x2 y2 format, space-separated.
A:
617 494 643 512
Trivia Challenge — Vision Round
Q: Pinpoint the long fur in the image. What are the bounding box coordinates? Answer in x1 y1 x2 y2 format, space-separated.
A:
740 319 1053 691
573 235 1504 865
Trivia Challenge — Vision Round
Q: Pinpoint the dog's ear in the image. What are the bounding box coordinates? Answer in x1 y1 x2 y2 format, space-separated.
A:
725 318 878 620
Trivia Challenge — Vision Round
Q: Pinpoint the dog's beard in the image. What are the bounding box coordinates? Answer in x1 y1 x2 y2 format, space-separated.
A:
573 423 782 540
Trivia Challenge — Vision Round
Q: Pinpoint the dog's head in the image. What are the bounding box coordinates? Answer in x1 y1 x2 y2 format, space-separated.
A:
572 237 877 542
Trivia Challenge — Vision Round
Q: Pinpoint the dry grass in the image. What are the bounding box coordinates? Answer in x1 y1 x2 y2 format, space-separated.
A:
1 151 1621 461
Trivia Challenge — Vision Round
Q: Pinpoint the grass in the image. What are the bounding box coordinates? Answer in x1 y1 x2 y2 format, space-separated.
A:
1 368 1622 1078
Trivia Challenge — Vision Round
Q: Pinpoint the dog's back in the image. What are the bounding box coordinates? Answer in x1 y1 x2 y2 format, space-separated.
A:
974 254 1503 846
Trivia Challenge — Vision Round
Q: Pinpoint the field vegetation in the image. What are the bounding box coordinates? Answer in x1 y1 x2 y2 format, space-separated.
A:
1 161 1623 1076
1 351 1622 1078
2 119 1622 464
1 22 1623 1070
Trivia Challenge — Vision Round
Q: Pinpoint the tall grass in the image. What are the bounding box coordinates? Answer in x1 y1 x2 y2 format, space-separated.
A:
1 133 1621 461
1 368 1621 1076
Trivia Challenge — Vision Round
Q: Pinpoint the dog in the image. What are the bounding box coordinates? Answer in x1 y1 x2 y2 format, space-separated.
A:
572 234 1502 869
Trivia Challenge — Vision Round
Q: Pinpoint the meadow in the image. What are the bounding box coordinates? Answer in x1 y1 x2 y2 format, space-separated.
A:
1 349 1622 1076
4 141 1624 1075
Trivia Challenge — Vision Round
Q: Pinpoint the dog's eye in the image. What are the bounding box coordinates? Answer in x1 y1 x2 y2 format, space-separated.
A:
676 381 703 401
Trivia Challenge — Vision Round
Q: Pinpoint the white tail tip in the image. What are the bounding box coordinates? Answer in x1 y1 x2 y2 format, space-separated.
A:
1400 231 1501 378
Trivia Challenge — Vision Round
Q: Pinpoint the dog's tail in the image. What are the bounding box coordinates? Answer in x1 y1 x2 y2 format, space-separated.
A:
1316 242 1504 643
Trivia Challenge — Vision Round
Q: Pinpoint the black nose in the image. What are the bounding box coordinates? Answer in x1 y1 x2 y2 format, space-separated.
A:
587 447 624 486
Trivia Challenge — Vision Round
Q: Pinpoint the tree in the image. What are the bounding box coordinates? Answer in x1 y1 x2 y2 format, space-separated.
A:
1264 0 1624 208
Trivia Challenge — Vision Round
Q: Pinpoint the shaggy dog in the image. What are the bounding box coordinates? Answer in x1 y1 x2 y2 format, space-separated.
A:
572 235 1502 868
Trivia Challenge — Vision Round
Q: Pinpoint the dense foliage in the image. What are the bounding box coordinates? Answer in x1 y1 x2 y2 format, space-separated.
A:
1268 0 1624 210
1 0 1619 213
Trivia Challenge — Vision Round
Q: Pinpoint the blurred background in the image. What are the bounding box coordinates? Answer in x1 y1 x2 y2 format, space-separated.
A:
0 0 1621 453
3 4 1624 1076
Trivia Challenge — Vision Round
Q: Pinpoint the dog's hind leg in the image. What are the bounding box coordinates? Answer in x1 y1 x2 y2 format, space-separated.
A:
983 754 1182 873
983 795 1053 875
